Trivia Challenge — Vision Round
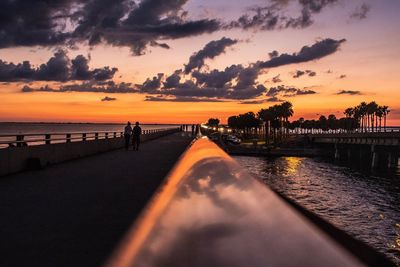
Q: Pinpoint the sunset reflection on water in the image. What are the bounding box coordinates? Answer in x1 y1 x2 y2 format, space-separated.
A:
236 155 400 265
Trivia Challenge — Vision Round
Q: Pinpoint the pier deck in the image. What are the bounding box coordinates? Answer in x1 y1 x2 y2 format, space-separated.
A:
0 132 193 267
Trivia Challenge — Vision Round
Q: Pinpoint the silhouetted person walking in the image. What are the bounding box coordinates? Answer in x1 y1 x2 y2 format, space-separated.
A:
132 121 142 151
124 122 132 150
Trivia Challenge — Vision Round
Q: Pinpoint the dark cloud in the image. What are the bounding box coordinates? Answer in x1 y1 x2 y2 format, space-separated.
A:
350 3 371 20
0 50 69 82
299 0 339 13
91 67 119 81
71 55 118 81
0 0 73 48
104 18 221 56
123 0 189 27
136 46 268 100
266 96 285 102
234 66 259 90
25 36 338 102
336 90 362 95
72 0 131 45
296 89 317 95
184 37 238 74
293 70 306 78
155 85 228 99
138 66 265 100
101 96 117 101
0 0 221 55
267 85 316 97
80 0 221 55
227 5 314 31
229 65 266 99
0 51 117 82
21 85 56 93
227 6 283 30
259 38 346 68
227 0 339 31
239 97 284 104
308 70 316 77
267 85 295 97
192 65 243 88
163 70 182 89
135 37 345 101
145 96 224 102
22 80 137 93
338 74 347 79
0 0 348 57
139 73 164 92
293 69 316 78
0 60 35 82
269 50 279 59
272 74 282 83
34 50 70 82
230 84 267 100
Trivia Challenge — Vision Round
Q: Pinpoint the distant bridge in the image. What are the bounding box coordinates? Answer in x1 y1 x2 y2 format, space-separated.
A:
310 132 400 168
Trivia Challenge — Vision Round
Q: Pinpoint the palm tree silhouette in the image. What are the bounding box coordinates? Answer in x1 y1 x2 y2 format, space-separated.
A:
381 106 390 132
367 101 378 132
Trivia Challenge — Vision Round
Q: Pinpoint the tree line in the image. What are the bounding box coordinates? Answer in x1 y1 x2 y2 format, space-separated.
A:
224 101 390 140
291 101 391 134
228 101 294 141
344 101 390 132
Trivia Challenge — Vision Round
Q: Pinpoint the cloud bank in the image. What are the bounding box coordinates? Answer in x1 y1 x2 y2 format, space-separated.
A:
0 0 352 56
20 37 345 104
0 51 117 82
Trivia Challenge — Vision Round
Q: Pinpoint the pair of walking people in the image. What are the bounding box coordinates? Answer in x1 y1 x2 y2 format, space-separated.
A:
124 121 142 151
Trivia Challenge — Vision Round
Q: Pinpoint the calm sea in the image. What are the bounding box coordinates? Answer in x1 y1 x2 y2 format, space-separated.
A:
235 155 400 265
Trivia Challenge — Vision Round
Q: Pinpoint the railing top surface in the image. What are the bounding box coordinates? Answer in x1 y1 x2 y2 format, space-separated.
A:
105 137 378 267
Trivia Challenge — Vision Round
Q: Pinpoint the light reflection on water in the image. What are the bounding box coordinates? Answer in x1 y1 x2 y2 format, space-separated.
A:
235 155 400 265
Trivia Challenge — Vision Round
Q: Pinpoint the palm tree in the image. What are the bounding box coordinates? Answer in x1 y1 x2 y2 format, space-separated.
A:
281 101 294 134
258 108 274 143
376 106 384 132
344 108 353 118
381 106 390 132
366 101 378 132
344 108 354 132
358 102 368 132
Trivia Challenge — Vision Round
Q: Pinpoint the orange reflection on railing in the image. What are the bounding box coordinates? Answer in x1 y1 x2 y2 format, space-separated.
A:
106 137 233 267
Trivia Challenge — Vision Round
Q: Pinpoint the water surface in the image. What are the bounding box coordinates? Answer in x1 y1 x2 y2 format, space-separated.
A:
235 156 400 265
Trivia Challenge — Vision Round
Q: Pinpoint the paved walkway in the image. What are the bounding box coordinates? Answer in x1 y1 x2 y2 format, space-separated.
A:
0 132 193 267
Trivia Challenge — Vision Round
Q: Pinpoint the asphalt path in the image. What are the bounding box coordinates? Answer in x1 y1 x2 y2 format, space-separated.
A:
0 132 193 267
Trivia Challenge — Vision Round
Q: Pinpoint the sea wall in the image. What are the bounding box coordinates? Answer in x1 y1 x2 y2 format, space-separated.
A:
0 128 180 177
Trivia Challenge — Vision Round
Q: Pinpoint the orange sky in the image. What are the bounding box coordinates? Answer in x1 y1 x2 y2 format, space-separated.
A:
0 0 399 125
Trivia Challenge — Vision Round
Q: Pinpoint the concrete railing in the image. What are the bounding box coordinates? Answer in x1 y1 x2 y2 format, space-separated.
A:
0 128 180 177
0 128 178 148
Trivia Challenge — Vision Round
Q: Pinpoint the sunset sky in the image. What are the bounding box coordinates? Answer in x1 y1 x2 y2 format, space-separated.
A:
0 0 399 124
